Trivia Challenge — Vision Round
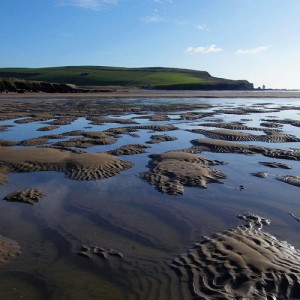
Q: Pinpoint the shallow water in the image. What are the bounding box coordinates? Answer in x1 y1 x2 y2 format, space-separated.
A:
0 97 300 300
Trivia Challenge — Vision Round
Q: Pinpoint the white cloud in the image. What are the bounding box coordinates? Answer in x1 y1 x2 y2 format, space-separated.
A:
58 0 119 11
141 12 165 23
185 44 223 54
235 46 270 55
196 24 207 31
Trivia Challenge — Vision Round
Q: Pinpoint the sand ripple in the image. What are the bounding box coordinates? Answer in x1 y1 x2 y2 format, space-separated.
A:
4 188 44 204
37 125 60 131
260 161 292 169
262 118 300 128
191 139 300 161
190 128 300 143
277 175 300 187
171 214 300 299
146 134 177 144
200 122 262 131
141 151 225 195
0 148 133 181
108 144 150 156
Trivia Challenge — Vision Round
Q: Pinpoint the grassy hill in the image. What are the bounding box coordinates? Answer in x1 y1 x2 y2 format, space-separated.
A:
0 66 253 90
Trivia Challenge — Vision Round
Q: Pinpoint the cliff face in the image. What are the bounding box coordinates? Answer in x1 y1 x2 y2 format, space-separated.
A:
0 78 76 93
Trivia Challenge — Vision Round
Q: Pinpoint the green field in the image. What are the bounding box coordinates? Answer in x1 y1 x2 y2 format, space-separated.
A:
0 66 253 90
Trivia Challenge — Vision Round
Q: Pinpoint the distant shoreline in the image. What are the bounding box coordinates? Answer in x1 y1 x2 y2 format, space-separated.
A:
1 90 300 100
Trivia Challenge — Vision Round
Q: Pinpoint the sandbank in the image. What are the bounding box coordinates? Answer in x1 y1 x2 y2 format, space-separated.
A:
191 128 300 143
141 151 225 195
190 139 300 160
0 147 133 181
171 213 300 299
4 188 44 204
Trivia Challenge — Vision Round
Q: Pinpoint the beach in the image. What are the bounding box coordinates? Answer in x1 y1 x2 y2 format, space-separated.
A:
0 95 300 299
1 90 300 100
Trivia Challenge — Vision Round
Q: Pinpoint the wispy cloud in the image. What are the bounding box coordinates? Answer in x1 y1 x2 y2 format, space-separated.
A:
141 12 165 23
58 0 119 11
185 44 223 54
152 0 173 3
235 46 270 55
196 24 207 31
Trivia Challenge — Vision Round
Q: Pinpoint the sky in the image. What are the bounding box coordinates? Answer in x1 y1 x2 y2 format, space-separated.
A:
1 0 300 89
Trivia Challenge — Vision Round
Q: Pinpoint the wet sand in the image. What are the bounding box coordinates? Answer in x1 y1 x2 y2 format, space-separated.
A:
171 213 300 299
1 90 300 100
0 96 300 299
0 147 133 181
4 188 44 204
0 234 21 267
141 151 226 195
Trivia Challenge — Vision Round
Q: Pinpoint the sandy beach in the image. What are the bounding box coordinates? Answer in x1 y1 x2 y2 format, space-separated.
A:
1 95 300 299
1 90 300 100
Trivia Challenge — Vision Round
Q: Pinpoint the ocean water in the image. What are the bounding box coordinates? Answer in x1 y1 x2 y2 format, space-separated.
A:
0 96 300 300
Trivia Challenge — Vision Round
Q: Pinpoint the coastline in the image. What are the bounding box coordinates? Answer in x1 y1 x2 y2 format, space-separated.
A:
1 90 300 100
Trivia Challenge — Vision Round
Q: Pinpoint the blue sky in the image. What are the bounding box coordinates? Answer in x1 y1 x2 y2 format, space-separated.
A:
1 0 300 89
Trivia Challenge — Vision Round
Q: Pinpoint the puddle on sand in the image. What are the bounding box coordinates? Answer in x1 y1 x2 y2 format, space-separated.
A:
0 97 300 299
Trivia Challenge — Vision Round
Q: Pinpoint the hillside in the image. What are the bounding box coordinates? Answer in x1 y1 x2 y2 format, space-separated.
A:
0 77 77 93
0 66 253 91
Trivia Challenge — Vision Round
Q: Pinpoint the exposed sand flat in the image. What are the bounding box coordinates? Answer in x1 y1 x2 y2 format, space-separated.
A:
103 125 177 140
171 214 300 299
37 125 60 131
277 175 300 187
260 161 292 169
62 130 85 136
0 125 13 131
51 131 117 149
103 127 140 137
14 116 52 124
146 134 177 144
53 138 116 149
0 234 21 267
260 122 283 128
262 118 300 128
87 116 137 125
108 144 150 156
251 171 269 178
190 139 300 160
200 122 265 131
190 128 300 143
4 188 44 204
0 147 133 181
0 172 8 185
215 107 280 115
47 116 78 125
130 125 178 132
0 100 211 122
19 137 49 146
133 114 171 122
1 90 300 99
178 112 215 120
147 114 171 121
141 151 225 195
0 139 18 147
82 131 116 140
